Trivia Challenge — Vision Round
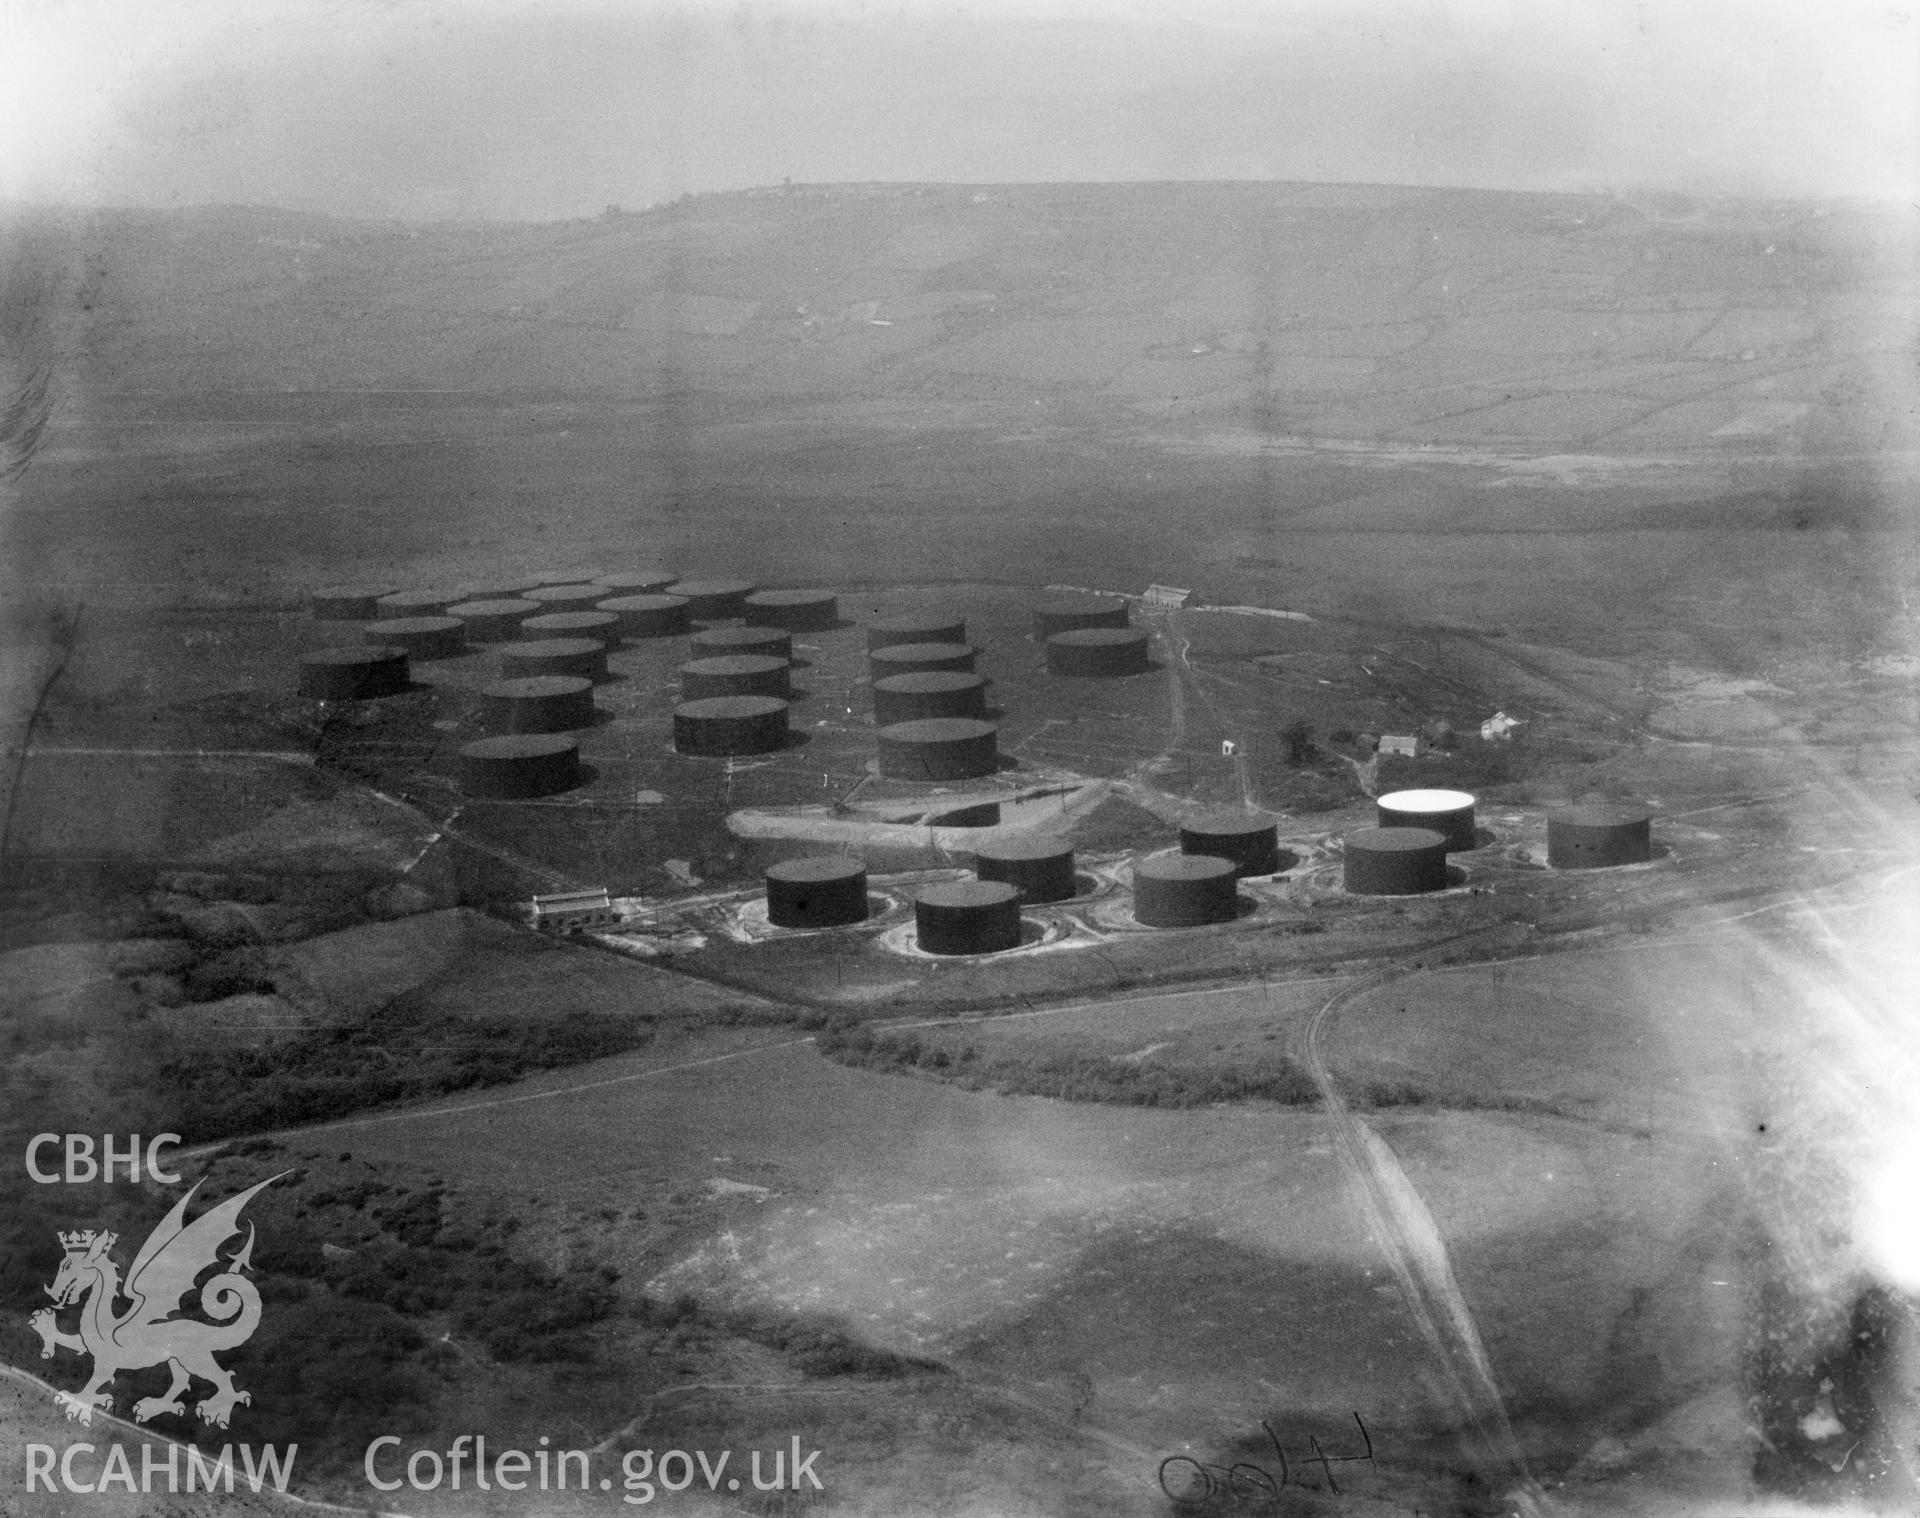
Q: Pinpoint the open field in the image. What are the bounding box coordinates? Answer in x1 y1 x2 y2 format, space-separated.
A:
263 920 1764 1512
4 181 1918 1514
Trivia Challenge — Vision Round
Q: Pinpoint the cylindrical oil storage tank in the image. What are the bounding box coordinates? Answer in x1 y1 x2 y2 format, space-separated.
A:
521 583 610 611
1344 827 1449 896
1133 854 1240 927
457 734 582 799
972 835 1077 903
298 647 410 700
446 598 541 642
1180 813 1283 877
765 857 869 929
1032 593 1129 640
872 671 989 725
867 610 966 652
375 589 456 618
672 579 757 621
870 642 976 679
692 624 793 662
673 695 790 756
522 610 620 644
363 616 465 660
680 654 791 701
1548 803 1653 869
1377 789 1478 852
498 638 608 682
915 880 1023 956
877 718 998 781
592 570 678 594
311 587 393 620
599 593 690 638
1047 628 1151 678
481 675 596 734
746 589 840 631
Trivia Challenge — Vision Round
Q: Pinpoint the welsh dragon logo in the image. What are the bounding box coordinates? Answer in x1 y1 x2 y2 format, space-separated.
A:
29 1173 286 1428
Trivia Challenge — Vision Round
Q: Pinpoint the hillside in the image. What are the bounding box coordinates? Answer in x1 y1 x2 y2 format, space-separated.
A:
7 182 1914 453
4 180 1915 662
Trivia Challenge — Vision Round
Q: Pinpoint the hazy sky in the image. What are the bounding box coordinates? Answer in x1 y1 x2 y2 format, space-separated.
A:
3 0 1914 219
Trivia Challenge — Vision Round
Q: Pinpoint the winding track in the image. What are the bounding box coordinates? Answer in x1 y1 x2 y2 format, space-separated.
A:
1297 964 1551 1513
1125 607 1260 812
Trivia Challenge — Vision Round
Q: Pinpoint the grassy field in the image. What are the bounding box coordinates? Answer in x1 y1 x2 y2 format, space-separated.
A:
269 949 1771 1511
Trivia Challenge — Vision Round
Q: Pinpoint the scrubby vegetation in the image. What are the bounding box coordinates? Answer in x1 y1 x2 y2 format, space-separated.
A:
248 1173 620 1365
639 1294 942 1381
3 1140 942 1486
157 995 659 1141
813 1017 1567 1116
818 1020 1322 1108
0 1151 594 1476
1377 740 1519 794
1280 718 1316 765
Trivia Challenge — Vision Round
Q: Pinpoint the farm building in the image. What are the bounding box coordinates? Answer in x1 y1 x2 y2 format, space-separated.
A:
532 888 620 933
1378 734 1425 758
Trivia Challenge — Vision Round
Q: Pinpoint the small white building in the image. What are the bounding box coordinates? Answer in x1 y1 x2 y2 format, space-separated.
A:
531 888 620 934
1480 711 1524 742
1142 584 1192 609
1378 734 1426 758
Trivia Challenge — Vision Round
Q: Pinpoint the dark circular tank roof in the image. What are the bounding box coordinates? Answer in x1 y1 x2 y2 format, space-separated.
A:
1134 854 1239 881
452 584 531 602
1047 628 1148 647
747 589 836 607
522 584 609 605
500 638 606 657
377 590 453 610
916 880 1021 910
680 654 789 675
972 835 1073 863
521 612 617 633
448 598 539 616
674 695 790 719
482 675 593 699
598 593 689 612
871 642 973 662
766 856 868 884
365 616 462 635
1551 802 1653 827
459 734 579 761
878 718 997 743
672 578 757 597
873 671 985 693
693 626 791 650
1346 826 1449 852
1183 811 1278 837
